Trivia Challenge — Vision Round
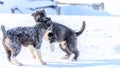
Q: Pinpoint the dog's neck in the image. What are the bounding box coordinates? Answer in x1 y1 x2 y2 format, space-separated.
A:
35 24 47 31
35 23 44 28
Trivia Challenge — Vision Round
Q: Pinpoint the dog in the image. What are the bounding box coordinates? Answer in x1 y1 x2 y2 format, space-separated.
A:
1 17 52 66
31 9 46 24
32 10 86 61
45 21 85 61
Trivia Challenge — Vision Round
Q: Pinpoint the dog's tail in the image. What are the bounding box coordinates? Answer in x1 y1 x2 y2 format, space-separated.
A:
1 25 12 61
1 25 7 38
76 21 86 36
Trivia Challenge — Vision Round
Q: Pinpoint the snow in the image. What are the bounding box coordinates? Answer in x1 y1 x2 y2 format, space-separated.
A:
60 5 110 16
56 0 120 15
0 14 120 68
0 0 120 15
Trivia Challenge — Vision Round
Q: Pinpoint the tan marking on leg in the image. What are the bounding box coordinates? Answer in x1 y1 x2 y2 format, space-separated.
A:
60 41 72 59
61 41 72 53
27 45 36 59
43 31 49 41
5 38 13 49
34 49 46 65
60 41 66 49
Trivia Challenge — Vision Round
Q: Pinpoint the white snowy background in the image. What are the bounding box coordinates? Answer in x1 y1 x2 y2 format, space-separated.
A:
0 0 120 68
0 14 120 68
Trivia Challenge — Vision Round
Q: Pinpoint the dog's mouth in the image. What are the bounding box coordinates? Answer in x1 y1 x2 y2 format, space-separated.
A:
41 17 52 29
48 32 56 43
48 32 54 37
43 22 52 29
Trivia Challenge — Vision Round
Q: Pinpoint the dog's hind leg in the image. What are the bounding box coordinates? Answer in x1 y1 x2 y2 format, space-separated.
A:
67 41 79 61
71 48 79 61
59 41 71 59
4 38 22 66
2 40 12 62
11 56 23 66
10 44 23 66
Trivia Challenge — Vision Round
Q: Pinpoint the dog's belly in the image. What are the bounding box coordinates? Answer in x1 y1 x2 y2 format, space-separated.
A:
20 38 37 46
21 41 34 47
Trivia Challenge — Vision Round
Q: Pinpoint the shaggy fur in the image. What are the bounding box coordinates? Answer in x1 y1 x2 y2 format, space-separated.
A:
33 10 86 61
1 16 52 66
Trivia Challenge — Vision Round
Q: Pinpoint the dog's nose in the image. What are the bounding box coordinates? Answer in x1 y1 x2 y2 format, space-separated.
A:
48 32 53 37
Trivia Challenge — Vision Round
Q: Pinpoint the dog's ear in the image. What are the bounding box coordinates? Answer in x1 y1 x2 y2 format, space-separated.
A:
41 9 47 17
47 17 51 21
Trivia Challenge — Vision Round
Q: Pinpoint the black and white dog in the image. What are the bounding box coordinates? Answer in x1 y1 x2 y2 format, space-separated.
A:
32 10 86 61
1 16 52 66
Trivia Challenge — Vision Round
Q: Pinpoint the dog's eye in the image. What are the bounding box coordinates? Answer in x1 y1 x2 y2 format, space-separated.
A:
39 13 45 17
43 20 47 23
47 18 51 21
38 18 43 22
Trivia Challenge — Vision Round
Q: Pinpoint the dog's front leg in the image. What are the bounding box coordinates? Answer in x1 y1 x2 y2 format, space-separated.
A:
34 49 46 65
50 43 55 52
27 45 36 59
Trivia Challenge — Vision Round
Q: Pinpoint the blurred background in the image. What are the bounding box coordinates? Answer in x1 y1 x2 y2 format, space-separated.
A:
0 0 120 16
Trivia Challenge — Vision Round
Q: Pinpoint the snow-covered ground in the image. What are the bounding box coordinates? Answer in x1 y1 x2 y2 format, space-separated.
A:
0 14 120 68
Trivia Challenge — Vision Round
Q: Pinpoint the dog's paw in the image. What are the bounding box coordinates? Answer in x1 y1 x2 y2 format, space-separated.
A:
16 63 23 66
40 61 47 65
71 58 77 61
71 59 75 61
14 62 23 66
60 56 68 59
10 60 23 66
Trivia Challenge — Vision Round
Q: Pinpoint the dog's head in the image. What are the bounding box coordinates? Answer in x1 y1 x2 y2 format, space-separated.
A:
38 17 52 29
32 9 46 23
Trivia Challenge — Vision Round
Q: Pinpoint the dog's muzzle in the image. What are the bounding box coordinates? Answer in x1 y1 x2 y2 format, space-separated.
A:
48 32 56 43
43 21 52 29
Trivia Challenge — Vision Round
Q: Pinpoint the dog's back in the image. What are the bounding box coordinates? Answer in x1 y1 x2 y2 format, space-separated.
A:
51 22 85 41
4 26 42 46
49 22 75 42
